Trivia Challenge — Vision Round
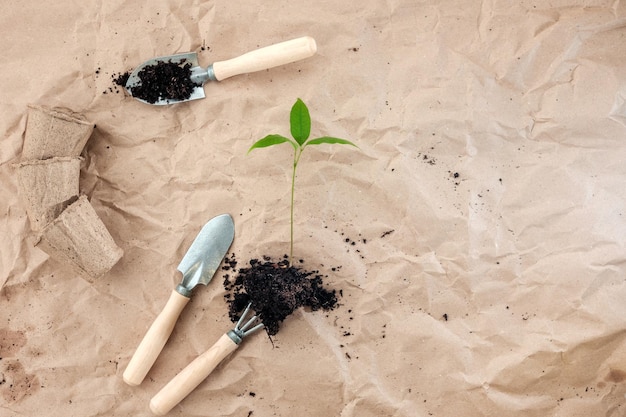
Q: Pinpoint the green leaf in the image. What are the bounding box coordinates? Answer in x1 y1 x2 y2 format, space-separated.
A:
290 98 311 146
304 136 359 148
248 134 296 153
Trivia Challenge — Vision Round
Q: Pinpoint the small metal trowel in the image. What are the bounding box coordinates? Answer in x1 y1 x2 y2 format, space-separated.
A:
125 36 317 105
123 214 235 386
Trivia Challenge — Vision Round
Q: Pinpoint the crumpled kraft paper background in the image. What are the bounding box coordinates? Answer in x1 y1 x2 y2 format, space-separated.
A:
2 1 626 416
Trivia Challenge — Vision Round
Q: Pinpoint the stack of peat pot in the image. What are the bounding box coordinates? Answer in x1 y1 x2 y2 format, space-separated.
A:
14 104 123 280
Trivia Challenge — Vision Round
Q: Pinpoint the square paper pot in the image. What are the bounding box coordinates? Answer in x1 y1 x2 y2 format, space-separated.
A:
37 195 123 280
22 104 94 159
15 157 82 232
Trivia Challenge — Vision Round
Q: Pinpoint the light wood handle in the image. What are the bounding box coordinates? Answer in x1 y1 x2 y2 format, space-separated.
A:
123 290 190 386
212 36 317 81
149 333 239 415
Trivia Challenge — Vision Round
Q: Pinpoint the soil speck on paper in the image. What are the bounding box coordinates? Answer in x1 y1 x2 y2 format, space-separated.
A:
380 229 394 238
223 255 339 336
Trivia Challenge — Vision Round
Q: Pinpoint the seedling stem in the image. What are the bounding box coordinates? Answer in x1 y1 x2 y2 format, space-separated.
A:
248 98 357 265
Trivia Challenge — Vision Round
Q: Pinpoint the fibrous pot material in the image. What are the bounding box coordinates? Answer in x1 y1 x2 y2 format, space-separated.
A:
37 195 123 280
14 157 82 232
22 104 94 160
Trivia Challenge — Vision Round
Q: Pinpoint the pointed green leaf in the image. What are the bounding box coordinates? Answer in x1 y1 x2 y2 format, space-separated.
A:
290 98 311 146
248 134 296 153
304 136 359 148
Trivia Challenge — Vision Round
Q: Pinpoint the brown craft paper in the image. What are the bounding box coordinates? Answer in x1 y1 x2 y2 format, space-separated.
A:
22 104 94 160
14 157 81 232
36 195 123 280
2 1 626 416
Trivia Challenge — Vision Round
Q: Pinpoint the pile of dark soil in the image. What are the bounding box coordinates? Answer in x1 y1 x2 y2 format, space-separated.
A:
223 256 339 336
128 59 200 104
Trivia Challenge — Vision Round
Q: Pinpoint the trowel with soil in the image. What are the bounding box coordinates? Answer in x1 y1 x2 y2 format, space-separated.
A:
126 36 317 105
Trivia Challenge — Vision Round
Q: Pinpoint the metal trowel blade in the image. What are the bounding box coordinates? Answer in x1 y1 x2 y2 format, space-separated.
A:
176 214 234 293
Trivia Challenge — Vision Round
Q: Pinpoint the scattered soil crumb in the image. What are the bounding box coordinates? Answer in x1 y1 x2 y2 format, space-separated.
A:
113 72 130 87
105 71 130 95
223 255 339 336
419 153 436 165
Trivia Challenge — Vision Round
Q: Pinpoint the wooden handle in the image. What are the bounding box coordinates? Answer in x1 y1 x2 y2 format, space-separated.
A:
149 333 239 415
212 36 317 81
123 290 190 386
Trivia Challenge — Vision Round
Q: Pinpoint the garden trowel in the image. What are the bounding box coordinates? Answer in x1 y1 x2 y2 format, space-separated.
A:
126 36 317 105
122 213 235 386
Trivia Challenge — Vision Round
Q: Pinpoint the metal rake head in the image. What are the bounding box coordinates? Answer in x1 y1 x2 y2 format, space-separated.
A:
227 303 264 345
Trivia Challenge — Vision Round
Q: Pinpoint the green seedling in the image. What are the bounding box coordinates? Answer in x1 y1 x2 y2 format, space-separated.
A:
248 98 357 265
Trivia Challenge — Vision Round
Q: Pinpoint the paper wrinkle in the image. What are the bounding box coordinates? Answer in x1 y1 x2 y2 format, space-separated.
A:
609 90 626 127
